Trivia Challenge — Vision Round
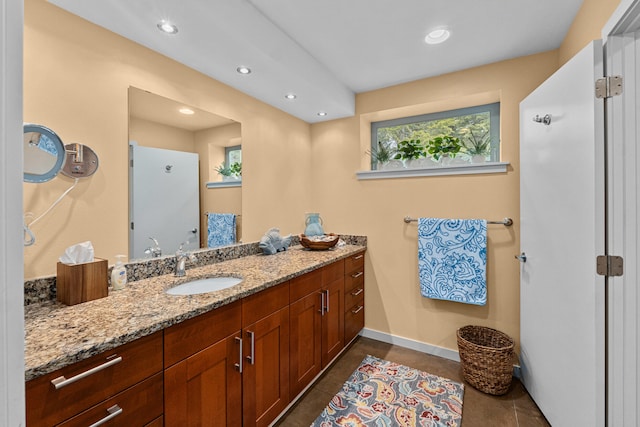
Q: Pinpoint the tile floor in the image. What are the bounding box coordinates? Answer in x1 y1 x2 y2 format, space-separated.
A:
275 337 550 427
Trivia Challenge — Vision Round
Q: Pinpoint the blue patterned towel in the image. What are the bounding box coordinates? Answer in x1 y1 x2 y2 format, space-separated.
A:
207 213 236 248
418 218 487 305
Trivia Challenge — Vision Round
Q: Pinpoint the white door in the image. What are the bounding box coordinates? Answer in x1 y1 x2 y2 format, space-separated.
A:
604 19 640 427
519 41 605 427
129 144 200 259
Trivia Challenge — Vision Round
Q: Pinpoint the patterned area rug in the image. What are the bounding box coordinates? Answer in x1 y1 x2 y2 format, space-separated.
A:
311 355 464 427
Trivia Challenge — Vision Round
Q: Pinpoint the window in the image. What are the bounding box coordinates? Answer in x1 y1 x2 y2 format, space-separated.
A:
371 103 500 169
225 145 242 166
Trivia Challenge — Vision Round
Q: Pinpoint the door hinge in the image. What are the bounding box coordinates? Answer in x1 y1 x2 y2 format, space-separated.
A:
596 255 623 277
130 222 134 230
595 76 623 99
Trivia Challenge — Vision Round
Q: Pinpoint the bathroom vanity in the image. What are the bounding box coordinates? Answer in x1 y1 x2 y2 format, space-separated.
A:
24 244 366 427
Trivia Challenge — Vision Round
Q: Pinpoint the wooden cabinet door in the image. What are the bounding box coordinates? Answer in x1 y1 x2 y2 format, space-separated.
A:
289 291 322 397
164 332 242 427
243 307 290 427
321 277 344 367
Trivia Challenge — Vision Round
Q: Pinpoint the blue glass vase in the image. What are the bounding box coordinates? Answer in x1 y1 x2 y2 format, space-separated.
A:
304 213 324 236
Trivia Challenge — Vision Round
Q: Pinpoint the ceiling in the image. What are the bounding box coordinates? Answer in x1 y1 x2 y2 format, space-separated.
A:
49 0 583 124
129 87 236 132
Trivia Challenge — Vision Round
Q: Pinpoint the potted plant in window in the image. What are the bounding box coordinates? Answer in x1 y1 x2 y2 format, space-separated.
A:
425 135 462 166
462 130 491 164
394 139 427 168
229 161 242 178
367 140 398 170
215 161 241 181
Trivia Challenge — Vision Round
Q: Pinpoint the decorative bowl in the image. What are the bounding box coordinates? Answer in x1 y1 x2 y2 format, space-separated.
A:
300 233 339 250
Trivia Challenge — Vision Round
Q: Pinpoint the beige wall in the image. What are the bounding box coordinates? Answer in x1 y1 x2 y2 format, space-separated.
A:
129 117 196 152
559 0 621 65
23 0 311 278
310 51 559 353
195 123 243 246
307 0 622 354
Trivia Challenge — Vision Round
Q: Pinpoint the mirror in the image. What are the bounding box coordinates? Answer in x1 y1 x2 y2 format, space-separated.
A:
23 123 67 183
128 87 242 261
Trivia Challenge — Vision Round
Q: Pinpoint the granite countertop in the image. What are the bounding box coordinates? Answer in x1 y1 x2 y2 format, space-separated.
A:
24 244 366 381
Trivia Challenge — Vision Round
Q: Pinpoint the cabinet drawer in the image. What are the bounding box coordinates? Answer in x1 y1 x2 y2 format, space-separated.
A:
290 269 322 302
26 332 163 427
243 281 289 326
322 260 344 284
57 372 163 427
164 300 241 367
344 252 365 275
345 303 365 344
345 269 364 293
344 286 364 311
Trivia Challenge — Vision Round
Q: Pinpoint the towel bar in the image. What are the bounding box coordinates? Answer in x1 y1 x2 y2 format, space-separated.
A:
403 216 513 226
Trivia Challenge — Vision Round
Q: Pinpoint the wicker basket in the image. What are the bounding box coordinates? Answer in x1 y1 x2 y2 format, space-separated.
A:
456 325 515 395
299 233 339 250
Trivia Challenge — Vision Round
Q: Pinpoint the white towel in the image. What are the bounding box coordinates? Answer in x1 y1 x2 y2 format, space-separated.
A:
418 218 487 305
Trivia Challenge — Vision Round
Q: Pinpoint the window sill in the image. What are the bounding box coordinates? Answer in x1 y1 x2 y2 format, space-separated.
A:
356 162 509 180
206 180 242 188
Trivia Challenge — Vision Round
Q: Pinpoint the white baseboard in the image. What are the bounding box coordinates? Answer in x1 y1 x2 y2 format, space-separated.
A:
359 328 521 379
360 328 461 362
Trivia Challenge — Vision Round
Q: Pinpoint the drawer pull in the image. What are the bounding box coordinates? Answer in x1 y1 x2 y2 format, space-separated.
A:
351 288 363 297
352 306 364 314
353 254 364 260
88 404 123 427
51 355 122 390
351 271 363 279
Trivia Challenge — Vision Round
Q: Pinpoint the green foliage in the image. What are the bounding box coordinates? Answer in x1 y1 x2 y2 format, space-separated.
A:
461 129 491 156
393 139 425 161
215 161 242 177
366 141 396 165
425 135 462 160
229 161 242 176
376 111 492 158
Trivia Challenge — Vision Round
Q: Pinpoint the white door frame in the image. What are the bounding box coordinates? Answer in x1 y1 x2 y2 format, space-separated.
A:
0 0 25 425
603 1 640 425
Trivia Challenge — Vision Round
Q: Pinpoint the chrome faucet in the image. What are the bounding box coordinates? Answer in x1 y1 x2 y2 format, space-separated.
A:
144 237 162 258
175 242 196 277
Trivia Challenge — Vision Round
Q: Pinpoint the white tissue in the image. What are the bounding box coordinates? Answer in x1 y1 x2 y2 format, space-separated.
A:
59 241 95 265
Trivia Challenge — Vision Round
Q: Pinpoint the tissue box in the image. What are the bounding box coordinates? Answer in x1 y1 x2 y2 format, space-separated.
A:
56 258 108 305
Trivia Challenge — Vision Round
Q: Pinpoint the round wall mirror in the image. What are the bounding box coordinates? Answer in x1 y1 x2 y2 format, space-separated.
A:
23 123 66 183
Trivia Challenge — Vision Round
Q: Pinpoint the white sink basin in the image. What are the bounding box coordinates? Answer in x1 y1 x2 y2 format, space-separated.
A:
166 277 243 296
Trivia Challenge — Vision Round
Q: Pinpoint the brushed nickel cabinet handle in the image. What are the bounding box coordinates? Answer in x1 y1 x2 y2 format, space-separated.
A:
246 331 255 365
324 289 330 313
353 254 364 260
351 288 363 296
319 291 325 315
88 405 123 427
352 306 363 314
51 355 122 390
351 271 363 279
235 336 243 373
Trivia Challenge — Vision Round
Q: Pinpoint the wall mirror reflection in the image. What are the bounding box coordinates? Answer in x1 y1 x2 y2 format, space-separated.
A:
128 87 242 261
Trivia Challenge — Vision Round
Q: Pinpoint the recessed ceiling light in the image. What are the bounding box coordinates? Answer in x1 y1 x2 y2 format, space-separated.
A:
236 66 252 75
317 111 327 117
179 107 194 115
157 20 178 34
425 28 450 44
285 93 297 100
